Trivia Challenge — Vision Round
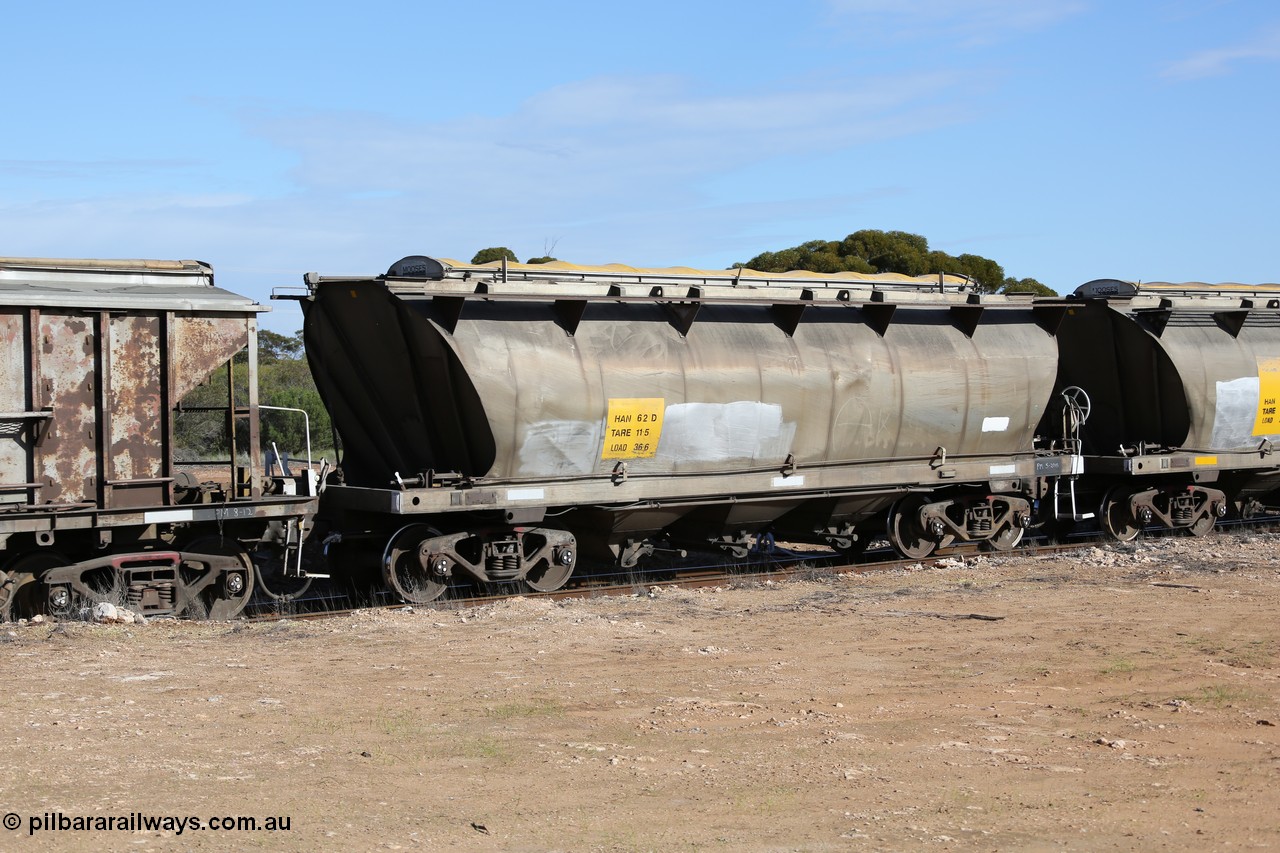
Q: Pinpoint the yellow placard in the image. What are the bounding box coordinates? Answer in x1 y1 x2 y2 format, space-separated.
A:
1194 456 1218 466
601 398 665 459
1253 357 1280 436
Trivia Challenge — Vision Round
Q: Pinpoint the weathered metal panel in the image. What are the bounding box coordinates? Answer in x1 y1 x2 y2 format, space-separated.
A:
1053 297 1280 456
36 313 98 505
1048 302 1183 453
304 280 1058 490
0 311 31 503
171 315 248 401
1149 314 1280 452
0 257 264 314
447 303 1056 479
106 314 165 508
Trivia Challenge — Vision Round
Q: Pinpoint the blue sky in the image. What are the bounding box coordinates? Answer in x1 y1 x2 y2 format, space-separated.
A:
3 0 1278 332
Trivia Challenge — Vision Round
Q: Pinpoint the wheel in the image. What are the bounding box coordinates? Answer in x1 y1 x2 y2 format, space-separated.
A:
823 529 873 562
524 549 574 593
842 533 873 562
887 496 937 560
1188 512 1215 537
1100 487 1141 543
1 551 72 622
177 535 256 620
254 554 313 603
987 523 1025 552
383 524 448 604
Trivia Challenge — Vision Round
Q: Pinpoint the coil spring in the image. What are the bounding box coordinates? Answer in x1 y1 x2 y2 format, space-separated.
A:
1172 502 1194 525
486 553 520 580
969 505 993 535
127 582 175 611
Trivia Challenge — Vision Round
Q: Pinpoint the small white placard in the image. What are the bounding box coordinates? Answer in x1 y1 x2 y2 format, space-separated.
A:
145 509 195 523
982 416 1011 432
988 464 1016 476
771 475 806 488
506 488 546 502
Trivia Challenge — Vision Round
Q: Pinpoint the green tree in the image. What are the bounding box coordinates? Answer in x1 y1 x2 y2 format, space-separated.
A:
471 247 518 265
954 253 1006 293
738 230 1046 294
840 230 929 276
174 329 332 462
525 256 558 264
173 367 241 461
258 357 331 457
742 249 800 272
1002 277 1056 296
742 244 876 275
744 230 932 277
258 329 303 363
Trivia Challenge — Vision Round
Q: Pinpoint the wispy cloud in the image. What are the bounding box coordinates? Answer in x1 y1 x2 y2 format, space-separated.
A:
251 71 977 205
1162 24 1280 80
0 70 986 311
825 0 1086 44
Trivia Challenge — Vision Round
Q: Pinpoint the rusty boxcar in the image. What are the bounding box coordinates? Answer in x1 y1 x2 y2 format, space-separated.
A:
294 256 1079 602
0 257 316 620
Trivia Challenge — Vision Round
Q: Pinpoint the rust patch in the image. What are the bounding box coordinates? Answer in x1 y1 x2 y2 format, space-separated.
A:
107 315 164 507
172 316 247 402
0 311 30 501
37 313 97 504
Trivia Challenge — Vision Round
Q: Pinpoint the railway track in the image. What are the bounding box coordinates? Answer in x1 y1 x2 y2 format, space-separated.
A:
242 536 1102 623
12 518 1267 625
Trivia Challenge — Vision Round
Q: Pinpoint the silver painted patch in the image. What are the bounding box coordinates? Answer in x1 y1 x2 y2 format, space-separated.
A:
1210 377 1280 449
658 401 796 464
516 420 602 476
981 416 1010 433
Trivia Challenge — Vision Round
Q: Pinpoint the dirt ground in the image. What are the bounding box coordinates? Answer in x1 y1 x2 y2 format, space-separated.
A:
2 532 1279 852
